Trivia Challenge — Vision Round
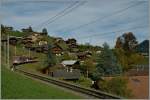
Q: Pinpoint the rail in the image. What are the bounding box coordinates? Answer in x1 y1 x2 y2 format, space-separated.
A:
15 68 122 99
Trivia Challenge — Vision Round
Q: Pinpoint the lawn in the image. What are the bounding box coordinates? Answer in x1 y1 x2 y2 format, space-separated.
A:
1 39 83 99
1 65 83 99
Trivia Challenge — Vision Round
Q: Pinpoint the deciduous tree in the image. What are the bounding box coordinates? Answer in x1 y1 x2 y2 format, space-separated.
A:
115 32 138 51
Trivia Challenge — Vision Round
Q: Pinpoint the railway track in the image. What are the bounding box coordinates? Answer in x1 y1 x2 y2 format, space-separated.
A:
15 69 122 99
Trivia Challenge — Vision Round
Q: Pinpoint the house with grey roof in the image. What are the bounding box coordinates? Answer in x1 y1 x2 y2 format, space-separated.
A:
61 60 80 69
49 60 81 80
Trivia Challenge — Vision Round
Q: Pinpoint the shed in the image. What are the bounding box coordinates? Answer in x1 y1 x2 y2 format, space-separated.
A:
52 69 81 80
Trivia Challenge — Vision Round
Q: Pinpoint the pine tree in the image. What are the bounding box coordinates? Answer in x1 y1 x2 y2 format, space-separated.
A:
44 44 56 68
42 28 48 35
96 42 122 76
28 26 33 32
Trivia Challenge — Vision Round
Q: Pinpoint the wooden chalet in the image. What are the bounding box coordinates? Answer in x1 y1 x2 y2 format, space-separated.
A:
35 44 63 55
76 52 87 60
21 37 33 48
38 40 48 46
22 37 32 44
61 60 80 69
45 60 81 80
9 36 22 45
5 26 13 32
21 26 32 33
26 32 40 43
52 45 63 56
76 51 92 60
66 38 78 49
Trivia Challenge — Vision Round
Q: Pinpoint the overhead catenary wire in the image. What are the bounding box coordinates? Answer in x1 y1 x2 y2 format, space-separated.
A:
42 1 86 28
44 1 86 26
34 1 79 29
61 1 146 33
76 25 147 47
61 15 147 38
74 25 148 39
34 1 86 30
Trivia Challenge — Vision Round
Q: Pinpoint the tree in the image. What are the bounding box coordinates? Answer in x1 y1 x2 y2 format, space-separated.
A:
1 24 5 34
96 42 122 76
115 32 138 51
61 52 77 60
114 47 148 71
28 26 33 32
44 44 56 68
42 28 48 35
114 48 129 71
81 58 96 78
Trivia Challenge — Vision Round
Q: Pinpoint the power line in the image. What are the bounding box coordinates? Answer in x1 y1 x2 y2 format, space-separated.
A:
74 25 147 39
34 1 86 30
62 17 147 39
61 1 146 33
34 1 79 29
61 15 147 38
40 1 86 29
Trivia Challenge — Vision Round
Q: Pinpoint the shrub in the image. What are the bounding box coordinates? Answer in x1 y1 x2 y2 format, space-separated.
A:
97 77 132 98
76 76 93 87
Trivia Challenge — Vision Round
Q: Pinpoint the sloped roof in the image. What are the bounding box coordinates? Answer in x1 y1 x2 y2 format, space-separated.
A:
61 60 78 66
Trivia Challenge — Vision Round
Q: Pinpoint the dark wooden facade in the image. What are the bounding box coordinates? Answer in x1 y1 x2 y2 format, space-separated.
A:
52 45 63 55
66 38 78 48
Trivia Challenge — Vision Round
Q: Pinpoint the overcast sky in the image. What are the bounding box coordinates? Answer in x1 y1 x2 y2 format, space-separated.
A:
1 0 149 47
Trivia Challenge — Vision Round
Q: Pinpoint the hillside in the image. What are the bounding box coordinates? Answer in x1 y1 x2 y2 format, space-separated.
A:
1 42 83 99
1 65 83 99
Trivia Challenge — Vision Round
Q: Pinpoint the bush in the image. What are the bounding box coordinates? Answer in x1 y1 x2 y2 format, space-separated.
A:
76 76 93 87
97 77 132 98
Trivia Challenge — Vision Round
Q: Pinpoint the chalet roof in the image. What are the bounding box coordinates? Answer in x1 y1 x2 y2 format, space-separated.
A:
67 38 76 41
53 69 81 80
66 38 76 43
52 44 62 50
61 60 78 66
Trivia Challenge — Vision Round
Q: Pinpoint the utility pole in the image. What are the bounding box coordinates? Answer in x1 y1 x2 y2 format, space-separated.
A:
5 42 7 66
7 35 10 69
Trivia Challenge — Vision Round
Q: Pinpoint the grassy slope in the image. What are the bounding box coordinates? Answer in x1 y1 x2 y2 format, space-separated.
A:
1 44 82 99
1 65 82 99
